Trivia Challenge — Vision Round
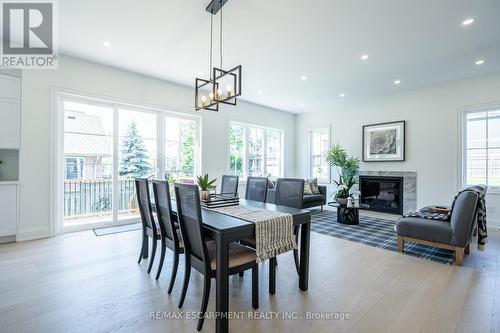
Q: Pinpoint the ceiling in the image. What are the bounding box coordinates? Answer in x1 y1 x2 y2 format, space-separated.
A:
59 0 500 113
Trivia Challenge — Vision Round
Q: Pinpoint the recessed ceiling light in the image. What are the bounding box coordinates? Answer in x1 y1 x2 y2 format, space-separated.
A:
475 59 485 65
102 41 111 47
299 103 304 107
300 75 307 80
361 54 369 61
258 90 264 94
462 18 475 26
339 93 345 98
394 80 401 85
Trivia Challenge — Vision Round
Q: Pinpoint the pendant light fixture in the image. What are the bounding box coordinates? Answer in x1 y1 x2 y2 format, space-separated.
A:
195 0 242 111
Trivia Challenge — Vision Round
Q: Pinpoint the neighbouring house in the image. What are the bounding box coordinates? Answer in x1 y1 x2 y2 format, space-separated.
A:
64 111 112 180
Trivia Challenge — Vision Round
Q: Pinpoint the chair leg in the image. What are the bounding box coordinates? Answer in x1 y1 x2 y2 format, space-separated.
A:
197 275 211 331
321 205 323 212
293 227 300 275
239 271 244 277
178 259 191 308
167 250 180 294
155 242 166 280
252 265 259 309
269 257 276 295
473 226 478 237
455 247 464 266
397 236 404 253
137 234 147 263
465 242 470 255
147 238 157 274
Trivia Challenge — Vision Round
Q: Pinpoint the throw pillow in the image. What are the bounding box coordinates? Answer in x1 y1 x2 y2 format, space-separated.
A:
303 182 313 195
307 178 320 194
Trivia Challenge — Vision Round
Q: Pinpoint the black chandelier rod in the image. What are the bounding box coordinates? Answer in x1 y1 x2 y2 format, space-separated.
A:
206 0 229 15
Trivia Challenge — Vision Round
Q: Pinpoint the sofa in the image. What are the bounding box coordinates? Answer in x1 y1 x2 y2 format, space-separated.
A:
266 185 327 210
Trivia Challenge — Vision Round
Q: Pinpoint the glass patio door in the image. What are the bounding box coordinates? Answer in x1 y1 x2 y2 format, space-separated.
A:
60 94 200 230
63 99 114 227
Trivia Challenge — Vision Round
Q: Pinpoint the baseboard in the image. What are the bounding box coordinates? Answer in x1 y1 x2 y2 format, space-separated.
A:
16 227 50 242
0 235 16 244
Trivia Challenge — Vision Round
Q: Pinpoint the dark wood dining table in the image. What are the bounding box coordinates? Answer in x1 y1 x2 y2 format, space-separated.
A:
154 199 311 333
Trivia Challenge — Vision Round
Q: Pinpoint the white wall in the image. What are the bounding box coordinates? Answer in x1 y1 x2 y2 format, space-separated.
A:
296 73 500 228
18 55 296 240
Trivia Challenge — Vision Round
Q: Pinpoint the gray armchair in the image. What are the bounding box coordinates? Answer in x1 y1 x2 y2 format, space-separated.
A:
396 190 480 265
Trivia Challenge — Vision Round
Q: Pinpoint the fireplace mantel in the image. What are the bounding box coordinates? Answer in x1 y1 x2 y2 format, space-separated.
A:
358 171 417 213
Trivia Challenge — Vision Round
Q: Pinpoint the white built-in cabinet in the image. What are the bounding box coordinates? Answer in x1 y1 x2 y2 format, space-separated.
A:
0 74 21 149
0 184 17 237
0 72 21 240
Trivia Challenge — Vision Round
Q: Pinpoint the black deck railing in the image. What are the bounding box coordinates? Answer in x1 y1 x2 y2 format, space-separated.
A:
64 178 136 219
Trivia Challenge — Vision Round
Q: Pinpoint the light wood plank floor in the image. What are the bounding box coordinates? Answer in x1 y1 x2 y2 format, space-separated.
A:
1 215 499 333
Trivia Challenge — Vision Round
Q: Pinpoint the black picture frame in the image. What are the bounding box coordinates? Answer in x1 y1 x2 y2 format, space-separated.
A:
362 120 406 162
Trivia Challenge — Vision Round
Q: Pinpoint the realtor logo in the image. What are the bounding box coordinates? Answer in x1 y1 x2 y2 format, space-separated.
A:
1 0 58 68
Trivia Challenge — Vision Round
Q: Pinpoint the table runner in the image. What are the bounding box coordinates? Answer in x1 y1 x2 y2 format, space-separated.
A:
209 205 297 262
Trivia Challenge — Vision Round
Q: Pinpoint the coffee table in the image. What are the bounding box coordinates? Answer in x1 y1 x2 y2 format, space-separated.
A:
328 202 368 225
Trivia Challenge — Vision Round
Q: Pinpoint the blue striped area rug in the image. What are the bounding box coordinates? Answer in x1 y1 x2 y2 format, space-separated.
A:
310 210 454 264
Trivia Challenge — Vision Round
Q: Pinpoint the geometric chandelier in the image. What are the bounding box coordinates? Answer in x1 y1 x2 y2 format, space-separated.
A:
195 0 242 111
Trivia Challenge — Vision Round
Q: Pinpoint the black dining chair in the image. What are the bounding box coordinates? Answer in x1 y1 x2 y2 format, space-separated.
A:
174 183 259 331
220 174 239 196
245 177 268 202
136 178 161 274
152 180 184 294
239 177 268 277
275 178 304 275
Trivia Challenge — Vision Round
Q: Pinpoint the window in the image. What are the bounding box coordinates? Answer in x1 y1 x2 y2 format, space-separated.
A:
463 107 500 188
60 94 200 228
229 123 283 178
165 116 197 183
309 128 330 182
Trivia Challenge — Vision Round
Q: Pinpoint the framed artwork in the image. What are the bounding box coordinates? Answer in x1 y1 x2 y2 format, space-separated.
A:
362 121 405 162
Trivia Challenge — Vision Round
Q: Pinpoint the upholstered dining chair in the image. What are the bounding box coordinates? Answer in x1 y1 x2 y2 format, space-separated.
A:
174 183 259 331
221 174 239 196
136 178 160 274
152 180 184 294
245 176 268 202
275 178 305 275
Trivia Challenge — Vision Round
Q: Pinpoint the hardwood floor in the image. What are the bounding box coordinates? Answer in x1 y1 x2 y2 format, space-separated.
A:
1 217 499 333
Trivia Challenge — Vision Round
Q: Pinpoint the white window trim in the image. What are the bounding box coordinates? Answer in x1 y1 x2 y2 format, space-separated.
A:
307 126 331 184
228 121 284 181
50 87 202 235
460 103 500 195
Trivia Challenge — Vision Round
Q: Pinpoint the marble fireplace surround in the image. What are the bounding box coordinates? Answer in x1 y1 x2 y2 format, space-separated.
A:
358 171 417 213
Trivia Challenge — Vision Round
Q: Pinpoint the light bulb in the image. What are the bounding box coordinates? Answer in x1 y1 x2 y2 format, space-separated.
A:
209 92 215 102
226 85 233 97
217 88 223 100
201 95 207 107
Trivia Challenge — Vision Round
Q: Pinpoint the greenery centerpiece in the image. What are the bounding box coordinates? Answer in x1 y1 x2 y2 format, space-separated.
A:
326 144 360 205
197 174 217 200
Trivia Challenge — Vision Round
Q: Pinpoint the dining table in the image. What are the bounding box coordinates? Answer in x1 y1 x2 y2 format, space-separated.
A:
152 198 311 333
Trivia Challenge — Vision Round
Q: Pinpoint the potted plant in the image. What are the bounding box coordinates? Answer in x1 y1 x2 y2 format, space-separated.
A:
197 174 217 200
326 144 360 205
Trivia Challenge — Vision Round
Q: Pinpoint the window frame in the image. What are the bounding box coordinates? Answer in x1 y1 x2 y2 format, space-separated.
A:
462 104 500 193
53 90 201 234
307 126 331 183
228 121 284 180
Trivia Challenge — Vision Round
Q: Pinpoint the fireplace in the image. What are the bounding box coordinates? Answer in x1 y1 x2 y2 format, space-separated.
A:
359 176 403 215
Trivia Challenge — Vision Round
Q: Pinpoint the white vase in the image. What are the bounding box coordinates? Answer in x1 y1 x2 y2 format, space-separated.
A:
336 198 348 205
200 190 210 201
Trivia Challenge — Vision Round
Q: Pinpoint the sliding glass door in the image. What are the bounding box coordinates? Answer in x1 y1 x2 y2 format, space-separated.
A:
118 108 157 221
63 100 114 227
61 94 200 229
